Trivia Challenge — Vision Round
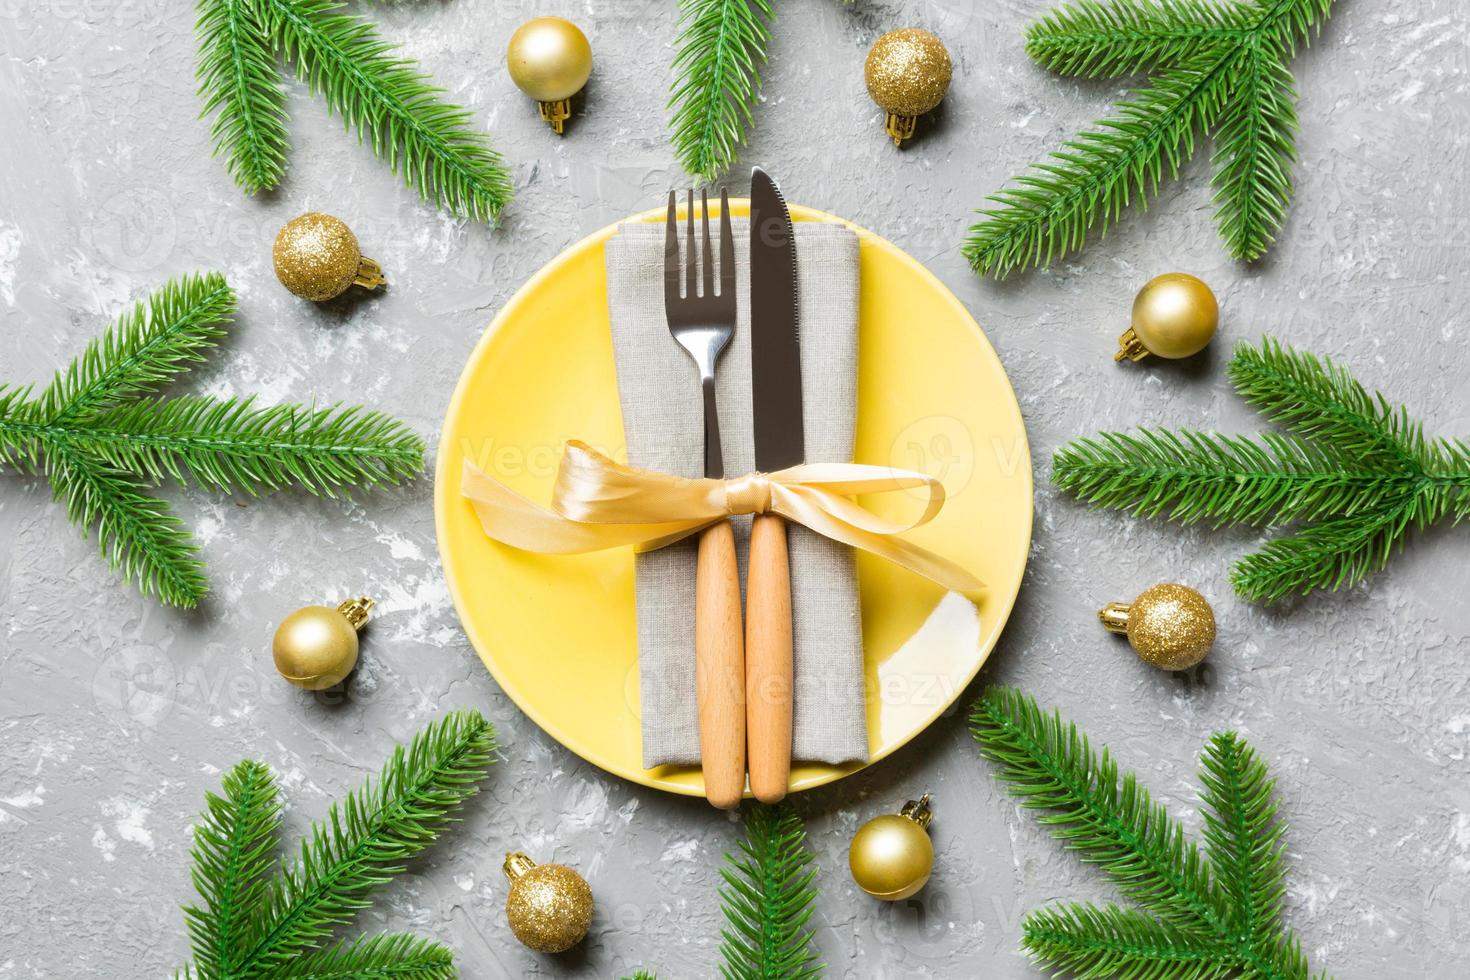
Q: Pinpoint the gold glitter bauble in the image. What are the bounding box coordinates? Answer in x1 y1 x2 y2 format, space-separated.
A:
272 213 386 302
503 852 593 953
506 17 593 134
1116 273 1220 362
864 28 952 145
848 795 934 901
1100 584 1216 670
271 598 374 690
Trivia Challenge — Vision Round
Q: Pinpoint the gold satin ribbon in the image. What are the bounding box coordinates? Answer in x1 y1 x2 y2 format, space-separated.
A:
460 440 983 593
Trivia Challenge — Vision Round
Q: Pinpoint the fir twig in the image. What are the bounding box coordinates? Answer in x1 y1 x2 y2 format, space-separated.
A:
719 805 822 980
965 0 1336 276
1053 338 1470 601
176 711 496 979
43 443 210 607
69 397 425 498
970 687 1327 979
669 0 773 180
233 710 496 976
34 272 235 423
253 0 512 221
270 933 456 979
0 274 426 607
195 0 290 194
182 761 282 976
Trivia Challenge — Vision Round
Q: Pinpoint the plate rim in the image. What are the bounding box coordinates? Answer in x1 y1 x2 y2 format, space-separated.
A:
433 200 1033 796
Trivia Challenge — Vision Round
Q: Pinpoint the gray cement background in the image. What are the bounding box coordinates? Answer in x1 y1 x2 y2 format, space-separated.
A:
2 1 1468 976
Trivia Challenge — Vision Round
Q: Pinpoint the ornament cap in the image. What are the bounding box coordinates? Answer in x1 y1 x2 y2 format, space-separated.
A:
1114 326 1151 362
503 851 537 882
537 98 574 134
900 793 934 829
884 112 918 146
335 596 375 631
353 256 387 291
1098 601 1132 632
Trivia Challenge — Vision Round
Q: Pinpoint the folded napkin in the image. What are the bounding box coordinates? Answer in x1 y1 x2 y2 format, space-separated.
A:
606 219 867 769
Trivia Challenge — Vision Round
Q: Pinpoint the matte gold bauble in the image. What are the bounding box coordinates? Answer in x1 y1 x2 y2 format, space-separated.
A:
503 852 594 953
1100 584 1216 670
848 795 934 901
864 28 952 145
272 213 386 302
506 17 593 134
271 597 374 690
1116 273 1219 362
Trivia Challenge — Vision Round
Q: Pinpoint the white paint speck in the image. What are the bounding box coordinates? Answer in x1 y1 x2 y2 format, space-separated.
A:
0 222 20 306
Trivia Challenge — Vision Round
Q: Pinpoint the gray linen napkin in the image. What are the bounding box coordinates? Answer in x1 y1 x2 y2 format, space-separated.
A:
605 220 867 769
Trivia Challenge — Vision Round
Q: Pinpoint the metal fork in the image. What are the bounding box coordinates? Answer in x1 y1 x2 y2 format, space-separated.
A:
664 188 745 809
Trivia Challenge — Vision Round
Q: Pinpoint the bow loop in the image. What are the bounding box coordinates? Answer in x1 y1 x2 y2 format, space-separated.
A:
461 442 983 593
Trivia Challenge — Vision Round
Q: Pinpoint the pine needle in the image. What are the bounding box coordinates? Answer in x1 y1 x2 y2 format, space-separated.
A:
0 274 425 607
669 0 773 181
971 687 1328 979
1052 337 1470 601
177 711 496 979
255 0 512 221
719 805 822 980
965 0 1337 276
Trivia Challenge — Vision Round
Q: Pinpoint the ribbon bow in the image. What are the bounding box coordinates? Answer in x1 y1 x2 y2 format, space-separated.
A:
460 441 982 593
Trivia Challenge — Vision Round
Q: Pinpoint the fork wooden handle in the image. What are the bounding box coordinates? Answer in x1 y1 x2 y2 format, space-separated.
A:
745 512 793 804
696 519 745 809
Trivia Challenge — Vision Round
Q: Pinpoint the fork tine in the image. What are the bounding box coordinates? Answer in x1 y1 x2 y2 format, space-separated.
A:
686 189 697 299
701 188 714 300
665 190 680 310
719 188 734 299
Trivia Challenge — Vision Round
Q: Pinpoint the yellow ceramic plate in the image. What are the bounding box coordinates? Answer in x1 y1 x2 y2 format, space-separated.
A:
434 200 1032 798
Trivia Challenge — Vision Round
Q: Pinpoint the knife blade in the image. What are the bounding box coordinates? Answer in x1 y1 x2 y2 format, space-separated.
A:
747 167 801 803
749 168 804 472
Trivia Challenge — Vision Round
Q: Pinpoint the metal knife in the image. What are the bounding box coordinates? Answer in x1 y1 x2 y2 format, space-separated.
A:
747 167 802 804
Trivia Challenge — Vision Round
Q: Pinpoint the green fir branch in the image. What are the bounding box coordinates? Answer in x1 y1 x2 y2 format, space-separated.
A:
966 0 1337 276
719 805 822 980
1228 338 1426 465
669 0 773 181
1210 40 1298 260
254 0 512 221
269 933 456 979
1022 903 1234 979
177 712 495 979
1026 0 1253 78
233 710 496 977
971 687 1327 979
34 272 235 423
0 274 425 608
195 0 290 194
964 47 1242 277
183 761 283 976
44 443 209 607
66 397 425 498
1053 338 1470 601
969 687 1229 938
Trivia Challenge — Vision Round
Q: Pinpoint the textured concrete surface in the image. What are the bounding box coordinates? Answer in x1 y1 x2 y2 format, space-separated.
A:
2 1 1468 977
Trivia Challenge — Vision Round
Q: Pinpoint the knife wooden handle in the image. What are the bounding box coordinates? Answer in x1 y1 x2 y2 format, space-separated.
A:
746 512 793 804
696 519 746 810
